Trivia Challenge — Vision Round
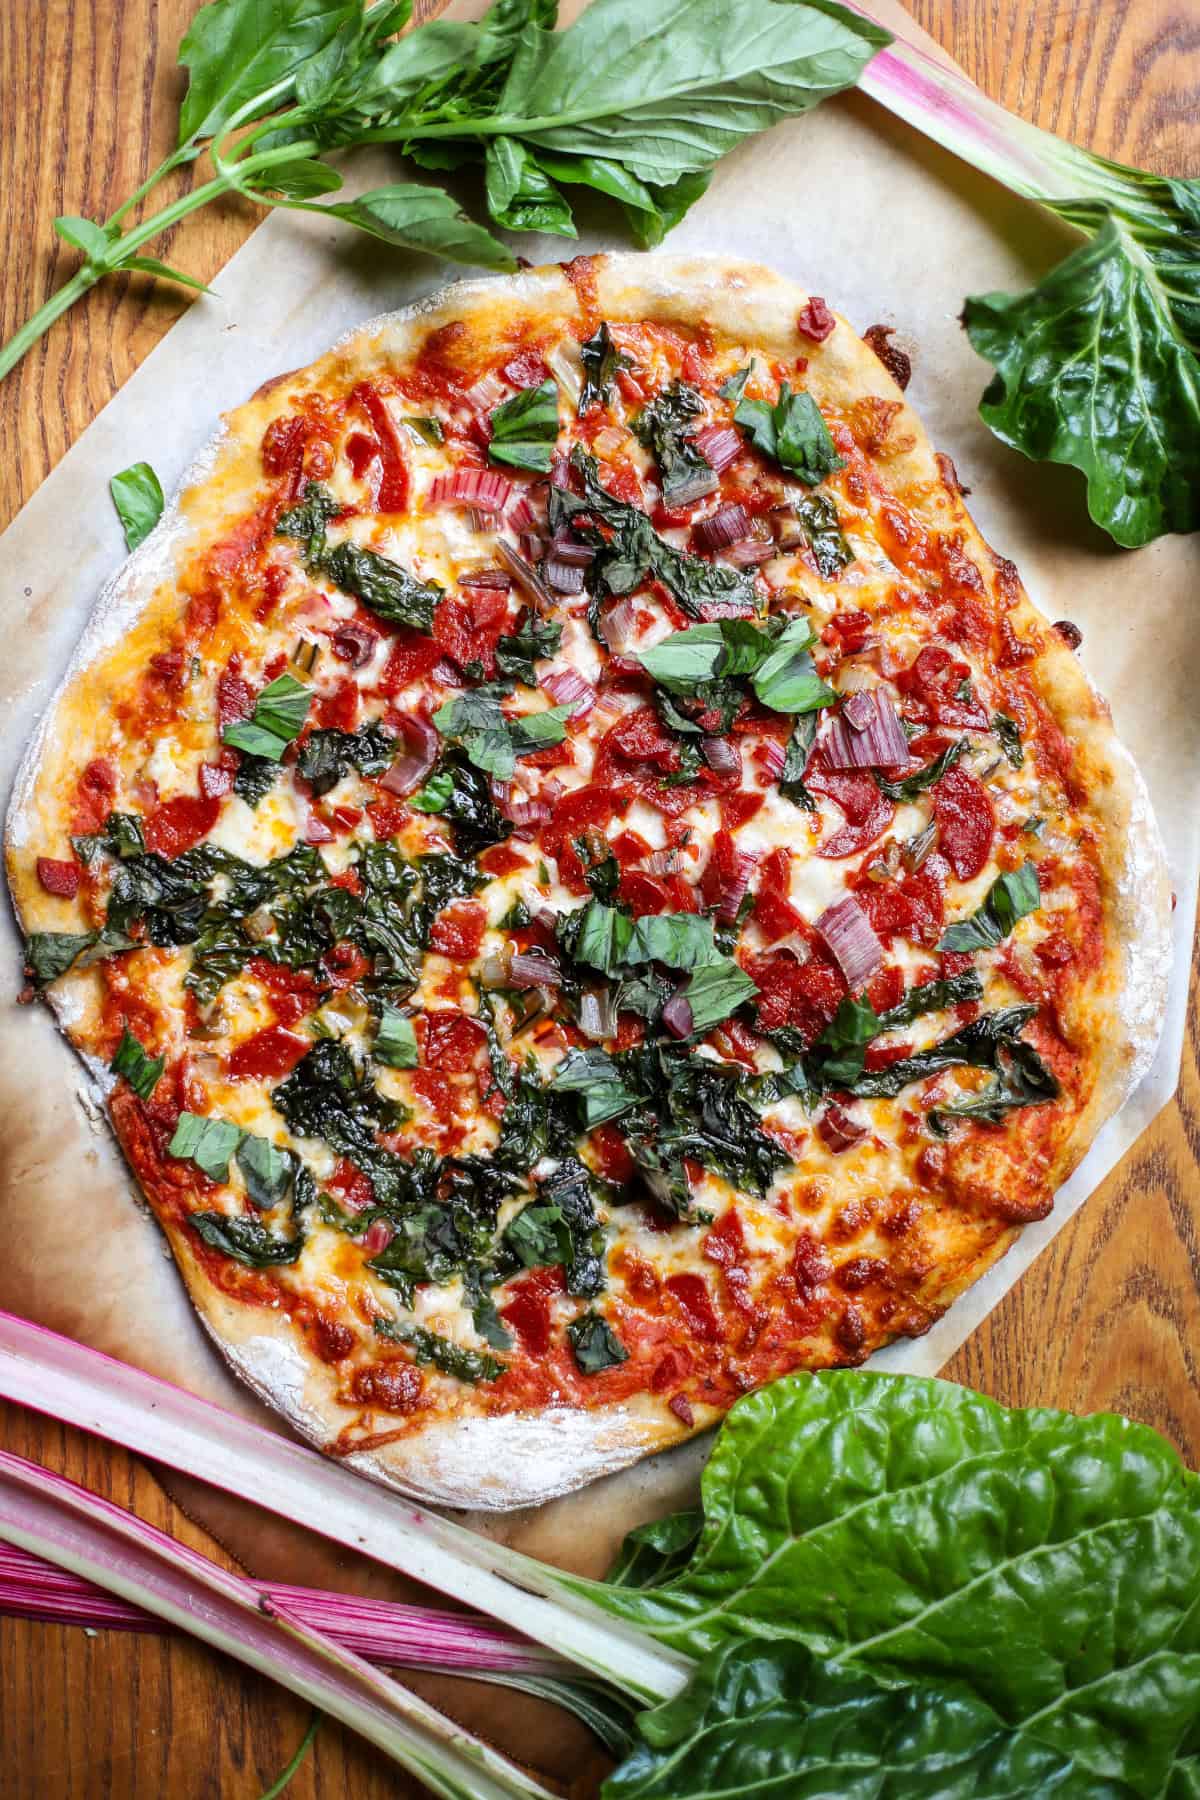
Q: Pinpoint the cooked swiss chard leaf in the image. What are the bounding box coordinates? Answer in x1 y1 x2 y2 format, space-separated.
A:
233 754 278 807
109 1027 164 1101
847 1003 1049 1102
222 672 312 762
579 320 631 412
428 749 512 855
929 1036 1061 1132
633 380 712 504
23 930 109 987
789 493 853 578
275 480 341 560
553 449 756 619
938 862 1040 952
734 382 844 485
296 719 396 796
494 614 563 684
487 377 560 472
191 1210 304 1267
567 1309 628 1374
875 735 968 801
992 710 1024 767
323 541 443 633
374 1316 505 1383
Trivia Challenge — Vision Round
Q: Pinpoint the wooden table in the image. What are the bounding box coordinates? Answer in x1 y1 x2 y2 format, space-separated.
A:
1 2 1197 1792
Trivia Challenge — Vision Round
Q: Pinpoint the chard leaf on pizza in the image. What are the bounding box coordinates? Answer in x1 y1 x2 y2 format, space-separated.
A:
7 256 1170 1509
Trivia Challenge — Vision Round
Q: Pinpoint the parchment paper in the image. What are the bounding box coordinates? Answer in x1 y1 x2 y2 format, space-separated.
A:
1 0 1197 1783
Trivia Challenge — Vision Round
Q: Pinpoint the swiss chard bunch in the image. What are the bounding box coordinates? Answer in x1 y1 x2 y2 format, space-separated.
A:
0 0 887 384
857 14 1200 548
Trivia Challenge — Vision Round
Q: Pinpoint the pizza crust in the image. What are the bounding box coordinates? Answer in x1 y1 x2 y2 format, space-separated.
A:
6 254 1172 1509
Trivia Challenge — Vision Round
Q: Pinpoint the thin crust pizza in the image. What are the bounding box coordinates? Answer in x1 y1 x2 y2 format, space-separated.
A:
6 255 1170 1508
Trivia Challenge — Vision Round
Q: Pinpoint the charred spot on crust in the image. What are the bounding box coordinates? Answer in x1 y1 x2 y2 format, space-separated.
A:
863 324 912 391
1054 619 1084 651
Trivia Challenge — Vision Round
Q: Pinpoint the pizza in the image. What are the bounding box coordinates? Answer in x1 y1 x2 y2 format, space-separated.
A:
6 255 1170 1508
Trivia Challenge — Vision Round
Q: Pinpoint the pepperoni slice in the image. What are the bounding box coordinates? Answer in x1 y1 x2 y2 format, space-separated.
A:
666 1272 721 1343
36 857 80 898
748 949 846 1040
227 1026 311 1082
894 645 989 731
429 901 487 962
353 383 409 511
379 631 442 695
805 754 894 860
422 1010 485 1072
143 795 220 858
500 1265 565 1356
932 766 995 880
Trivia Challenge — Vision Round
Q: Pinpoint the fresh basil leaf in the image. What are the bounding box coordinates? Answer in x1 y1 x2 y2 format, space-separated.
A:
222 672 312 761
751 618 835 714
937 862 1041 953
559 901 635 978
626 913 722 971
549 1046 643 1126
314 178 519 269
681 960 758 1035
494 0 889 186
191 1211 304 1267
875 735 968 801
503 1199 575 1271
324 541 443 631
621 168 713 248
718 362 754 403
54 215 115 260
779 713 818 811
488 378 561 473
579 320 631 413
992 710 1025 767
494 616 562 684
168 1112 242 1181
433 686 573 781
735 382 844 485
235 1135 296 1211
605 1638 1087 1800
409 768 455 813
406 415 444 447
964 211 1200 548
178 0 357 145
374 1005 418 1069
109 462 164 551
567 1309 628 1374
374 1316 505 1383
485 137 576 237
244 155 344 200
109 1027 165 1100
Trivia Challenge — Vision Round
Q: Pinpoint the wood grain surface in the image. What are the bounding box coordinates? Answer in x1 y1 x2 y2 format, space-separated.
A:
1 2 1199 1794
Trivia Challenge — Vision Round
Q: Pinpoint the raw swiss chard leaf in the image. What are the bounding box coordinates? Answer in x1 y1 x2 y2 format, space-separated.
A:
168 1112 242 1181
222 672 312 761
374 1316 505 1383
493 0 889 187
487 378 561 472
484 137 576 237
323 541 443 631
938 861 1040 952
109 462 164 551
567 1309 628 1374
579 320 632 413
374 1005 419 1069
604 1638 1087 1800
587 1369 1200 1794
235 1134 296 1211
735 382 844 485
191 1210 304 1267
606 1510 704 1590
109 1028 164 1101
964 211 1200 548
